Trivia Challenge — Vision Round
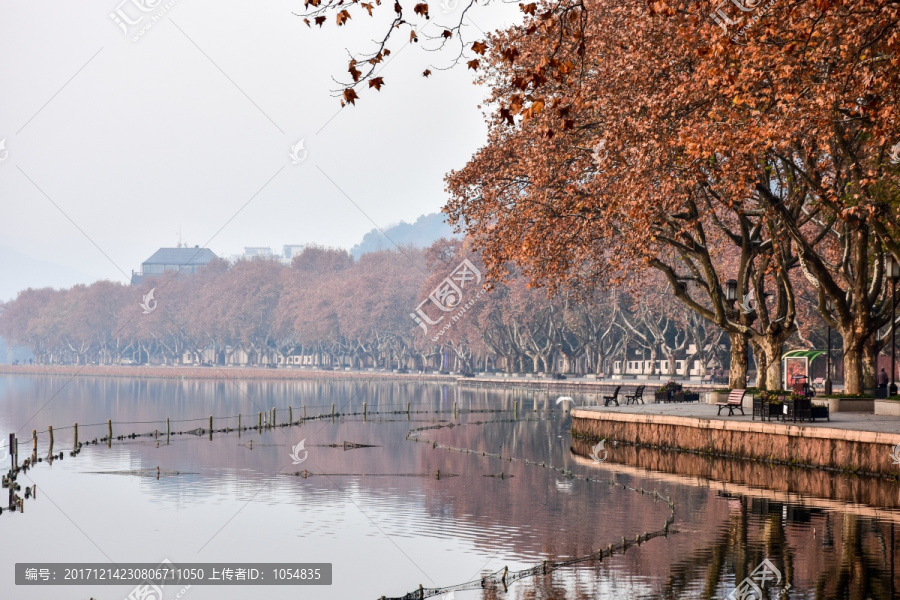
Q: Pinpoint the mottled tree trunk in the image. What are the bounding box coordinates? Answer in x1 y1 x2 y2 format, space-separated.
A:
753 334 788 391
751 340 768 390
843 340 864 395
863 335 878 391
728 332 749 389
763 341 782 391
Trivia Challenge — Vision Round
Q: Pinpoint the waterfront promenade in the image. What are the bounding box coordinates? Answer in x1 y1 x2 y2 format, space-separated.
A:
571 403 900 478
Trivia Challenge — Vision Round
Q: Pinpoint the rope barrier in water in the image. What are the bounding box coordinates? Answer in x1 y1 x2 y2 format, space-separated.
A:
380 419 678 600
18 404 526 436
5 400 642 600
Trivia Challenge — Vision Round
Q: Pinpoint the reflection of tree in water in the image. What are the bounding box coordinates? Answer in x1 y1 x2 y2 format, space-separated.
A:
821 514 897 600
660 496 898 600
484 569 605 600
655 496 758 600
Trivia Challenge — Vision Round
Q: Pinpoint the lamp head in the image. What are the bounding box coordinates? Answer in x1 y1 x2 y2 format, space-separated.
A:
725 279 738 302
887 254 900 281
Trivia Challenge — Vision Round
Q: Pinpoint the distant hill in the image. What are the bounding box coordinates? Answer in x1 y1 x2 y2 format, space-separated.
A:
350 213 459 259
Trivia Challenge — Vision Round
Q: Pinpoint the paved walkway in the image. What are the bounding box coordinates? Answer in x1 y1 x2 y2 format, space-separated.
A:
576 402 900 435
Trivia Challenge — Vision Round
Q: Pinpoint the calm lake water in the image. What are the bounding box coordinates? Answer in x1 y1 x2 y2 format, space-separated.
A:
0 374 898 599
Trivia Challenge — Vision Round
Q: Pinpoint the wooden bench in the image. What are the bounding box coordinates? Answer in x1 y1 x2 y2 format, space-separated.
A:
625 385 645 405
603 385 622 407
717 389 746 416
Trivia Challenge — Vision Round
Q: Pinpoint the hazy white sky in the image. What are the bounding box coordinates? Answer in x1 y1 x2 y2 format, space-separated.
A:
0 0 516 300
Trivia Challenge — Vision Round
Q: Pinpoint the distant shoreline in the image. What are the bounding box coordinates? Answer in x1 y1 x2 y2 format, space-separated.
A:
0 365 728 395
0 364 458 382
0 365 740 402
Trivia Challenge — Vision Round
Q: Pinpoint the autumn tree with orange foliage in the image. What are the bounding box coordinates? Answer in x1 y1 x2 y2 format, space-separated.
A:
444 0 900 392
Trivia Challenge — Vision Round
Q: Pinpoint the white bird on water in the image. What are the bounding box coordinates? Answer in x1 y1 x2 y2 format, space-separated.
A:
556 396 575 411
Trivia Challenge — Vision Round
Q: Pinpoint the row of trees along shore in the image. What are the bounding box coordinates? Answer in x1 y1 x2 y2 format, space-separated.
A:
0 238 887 390
0 242 721 374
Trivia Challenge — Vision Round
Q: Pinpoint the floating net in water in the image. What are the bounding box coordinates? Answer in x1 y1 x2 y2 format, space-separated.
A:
381 420 677 600
380 519 673 600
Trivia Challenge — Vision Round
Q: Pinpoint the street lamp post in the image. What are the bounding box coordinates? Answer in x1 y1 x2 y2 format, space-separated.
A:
723 279 745 386
888 255 899 397
824 299 834 396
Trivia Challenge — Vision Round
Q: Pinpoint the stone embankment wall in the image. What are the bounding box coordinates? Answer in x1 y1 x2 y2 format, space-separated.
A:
571 409 900 478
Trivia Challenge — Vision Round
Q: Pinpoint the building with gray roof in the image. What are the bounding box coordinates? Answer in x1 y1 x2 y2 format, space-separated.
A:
131 246 218 285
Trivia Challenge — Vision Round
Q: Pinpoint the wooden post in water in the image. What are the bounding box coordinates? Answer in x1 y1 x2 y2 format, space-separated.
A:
209 415 213 434
166 418 170 440
453 401 457 417
303 406 307 420
258 412 262 431
8 433 15 473
238 414 241 430
363 402 367 421
32 430 37 455
407 401 411 420
272 408 276 428
74 423 78 448
289 407 292 425
107 420 113 444
331 403 335 419
514 400 518 419
48 426 54 454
